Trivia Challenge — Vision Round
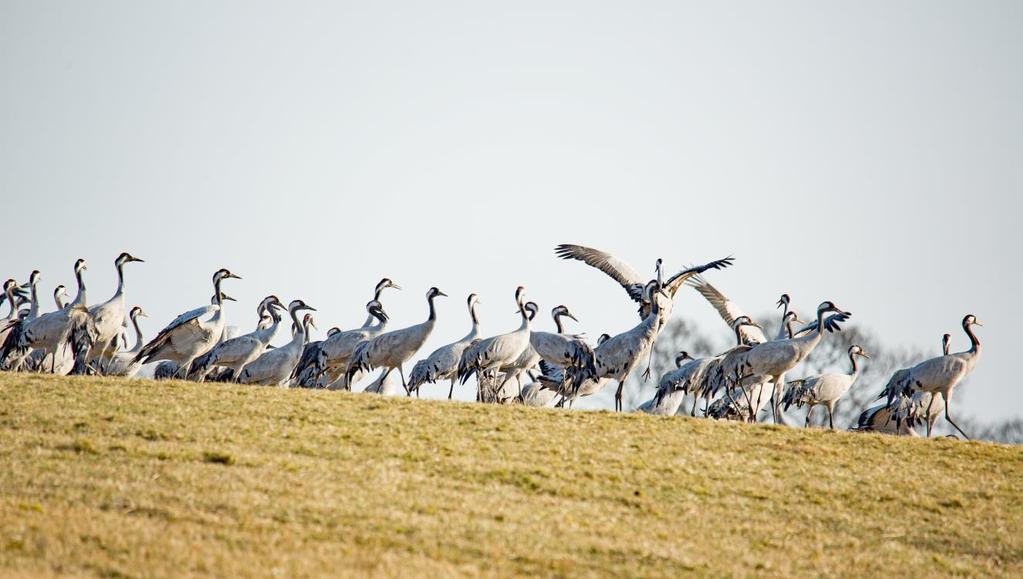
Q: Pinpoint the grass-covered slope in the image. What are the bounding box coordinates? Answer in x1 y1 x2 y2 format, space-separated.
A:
0 374 1020 577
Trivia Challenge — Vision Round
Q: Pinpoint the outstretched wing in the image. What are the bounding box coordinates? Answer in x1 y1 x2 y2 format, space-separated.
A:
663 256 735 295
554 244 647 303
685 272 766 345
794 312 852 337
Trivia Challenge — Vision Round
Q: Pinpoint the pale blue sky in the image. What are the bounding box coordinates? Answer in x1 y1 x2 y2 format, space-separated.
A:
2 1 1020 420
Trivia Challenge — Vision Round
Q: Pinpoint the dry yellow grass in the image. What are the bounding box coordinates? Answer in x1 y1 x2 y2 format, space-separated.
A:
0 373 1020 578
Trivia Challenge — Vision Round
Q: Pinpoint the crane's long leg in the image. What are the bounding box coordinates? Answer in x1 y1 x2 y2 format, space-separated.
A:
924 395 937 437
828 404 835 430
771 376 784 425
397 365 409 396
448 378 456 400
805 406 812 428
614 378 626 412
943 394 969 440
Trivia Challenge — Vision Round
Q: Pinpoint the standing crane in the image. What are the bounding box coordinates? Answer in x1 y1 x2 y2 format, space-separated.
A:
191 296 286 381
885 315 982 439
782 345 871 429
722 301 849 417
346 287 447 394
132 269 241 378
593 281 669 412
527 304 597 395
1 260 95 374
238 300 317 386
86 252 144 371
103 306 149 377
457 287 532 402
407 293 481 398
296 300 389 390
291 277 399 388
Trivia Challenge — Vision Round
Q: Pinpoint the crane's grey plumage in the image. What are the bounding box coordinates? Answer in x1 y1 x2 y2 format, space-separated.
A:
592 281 669 412
637 352 713 415
238 301 317 386
1 260 96 374
527 304 598 395
457 287 532 402
102 306 149 377
724 301 849 416
407 293 481 398
782 345 870 429
346 287 447 394
86 252 144 371
884 315 982 439
292 278 399 388
192 295 286 381
308 301 389 390
132 268 240 378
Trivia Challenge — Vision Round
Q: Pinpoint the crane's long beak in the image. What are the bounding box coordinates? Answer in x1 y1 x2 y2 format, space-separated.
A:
132 257 145 263
566 313 579 322
437 290 448 297
861 351 871 359
306 306 318 312
391 282 402 290
974 320 983 327
229 273 242 280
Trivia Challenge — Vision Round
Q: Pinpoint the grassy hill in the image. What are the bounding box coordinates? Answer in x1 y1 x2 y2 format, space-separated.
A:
0 374 1020 577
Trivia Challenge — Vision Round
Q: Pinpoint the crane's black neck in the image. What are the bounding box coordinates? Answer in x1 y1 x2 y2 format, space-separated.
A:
4 286 16 318
73 268 87 306
115 260 126 295
554 312 565 334
469 302 479 327
733 323 746 346
131 313 144 350
963 320 980 352
288 307 303 337
848 351 859 374
814 307 827 336
29 279 39 317
427 294 438 322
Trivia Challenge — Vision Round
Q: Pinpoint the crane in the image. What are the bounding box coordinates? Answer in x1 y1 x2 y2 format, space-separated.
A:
238 300 317 386
407 293 481 398
346 287 447 394
884 315 982 439
87 252 144 371
132 269 241 378
782 345 871 429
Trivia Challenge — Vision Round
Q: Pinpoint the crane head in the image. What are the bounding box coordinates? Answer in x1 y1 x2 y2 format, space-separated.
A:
963 314 981 328
130 305 148 319
427 287 448 299
376 278 401 294
288 299 316 313
74 259 87 274
849 344 870 359
777 293 790 309
214 268 241 282
116 252 145 266
675 351 693 367
553 305 578 323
